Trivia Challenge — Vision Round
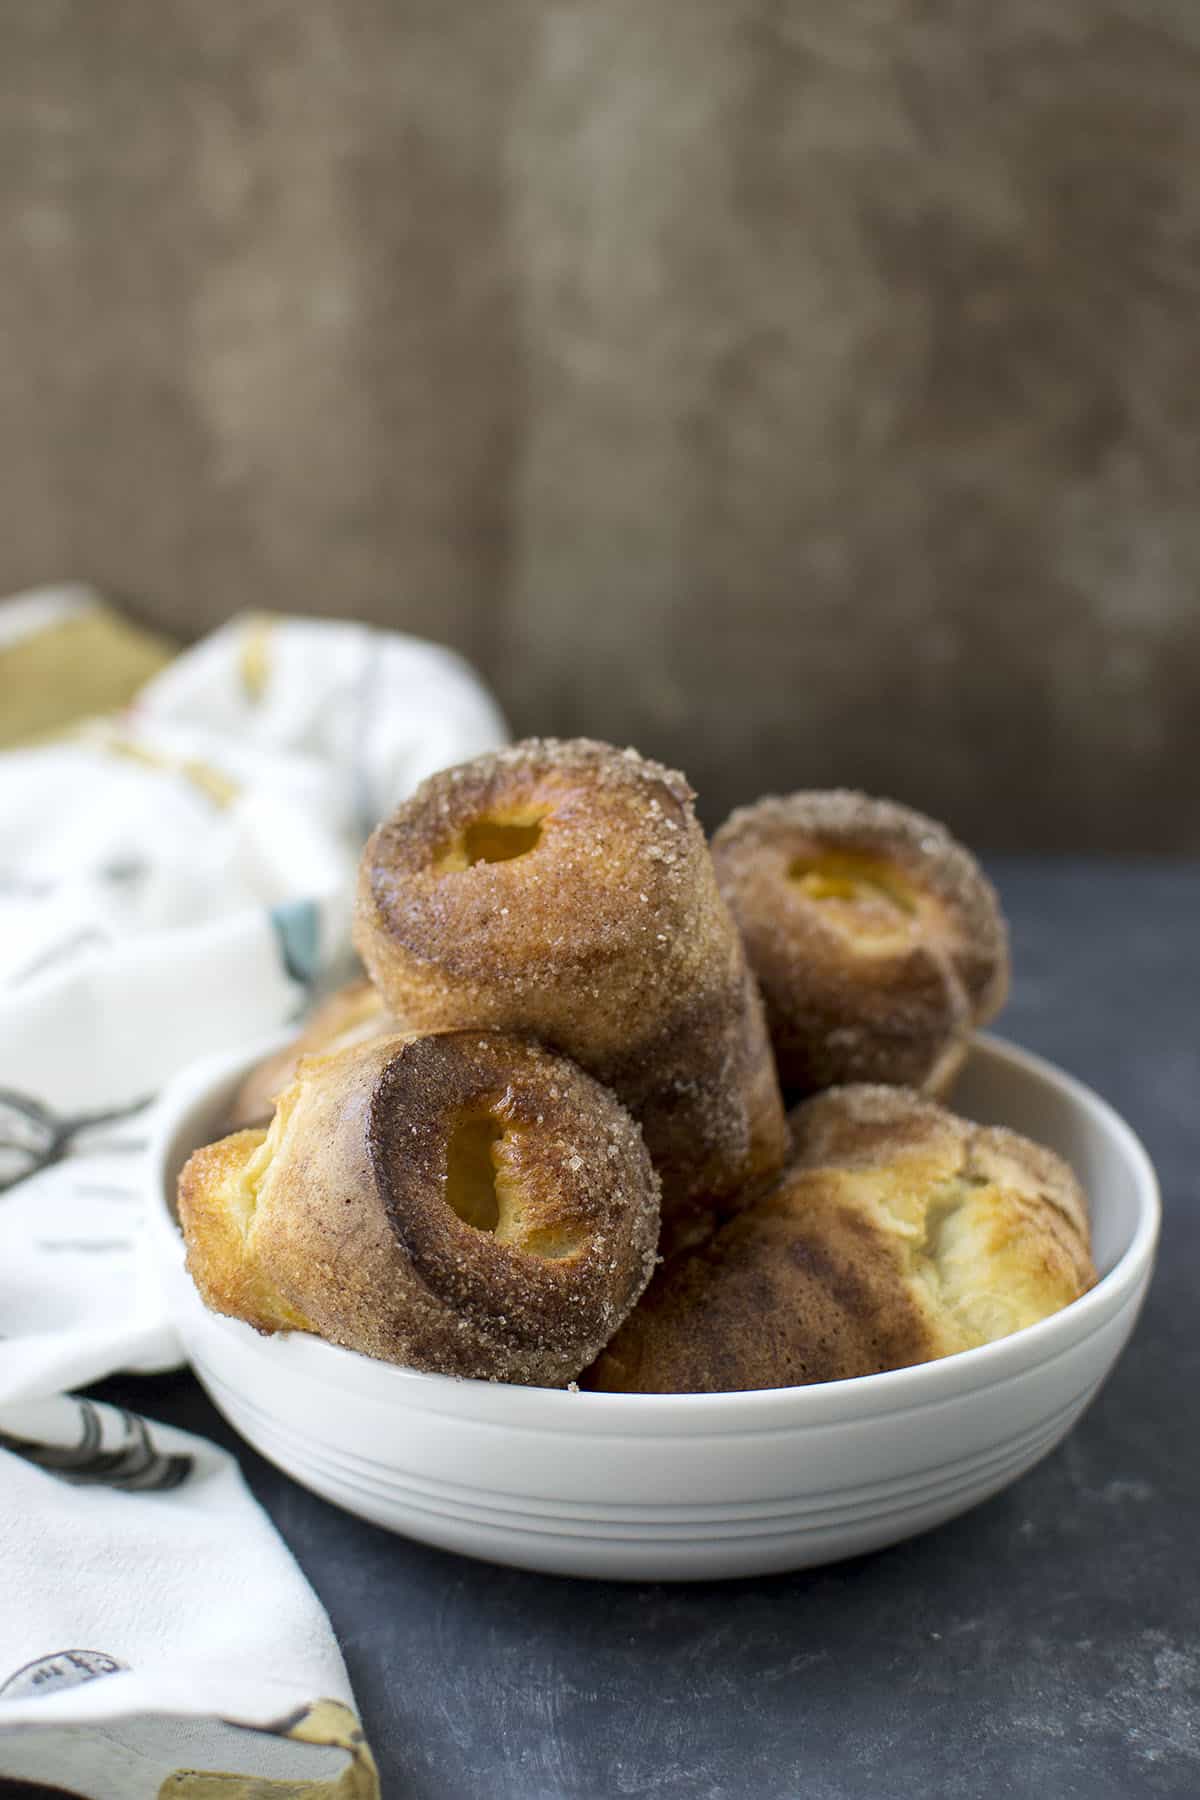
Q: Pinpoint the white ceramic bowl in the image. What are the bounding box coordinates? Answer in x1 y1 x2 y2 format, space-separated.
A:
147 1035 1159 1581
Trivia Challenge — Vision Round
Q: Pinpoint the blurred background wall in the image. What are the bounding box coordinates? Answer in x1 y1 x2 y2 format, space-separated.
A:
2 2 1198 847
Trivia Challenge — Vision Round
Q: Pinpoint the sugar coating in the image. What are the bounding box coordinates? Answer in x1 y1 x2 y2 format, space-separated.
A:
360 739 700 992
178 1029 661 1386
355 738 788 1234
585 1083 1094 1394
711 789 1010 1097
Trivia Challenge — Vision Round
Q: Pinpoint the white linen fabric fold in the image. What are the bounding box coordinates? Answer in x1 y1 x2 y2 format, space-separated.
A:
0 592 507 1794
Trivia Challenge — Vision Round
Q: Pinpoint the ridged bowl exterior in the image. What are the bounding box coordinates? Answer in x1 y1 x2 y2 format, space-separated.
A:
148 1036 1158 1581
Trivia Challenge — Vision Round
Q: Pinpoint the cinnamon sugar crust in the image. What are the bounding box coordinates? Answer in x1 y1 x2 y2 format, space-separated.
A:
585 1084 1093 1394
355 739 788 1234
179 1030 661 1386
712 790 1010 1096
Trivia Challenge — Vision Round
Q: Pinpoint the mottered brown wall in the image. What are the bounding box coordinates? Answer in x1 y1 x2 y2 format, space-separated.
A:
2 3 1199 847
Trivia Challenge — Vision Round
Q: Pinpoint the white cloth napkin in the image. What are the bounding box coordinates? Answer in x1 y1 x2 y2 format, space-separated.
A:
0 590 507 1793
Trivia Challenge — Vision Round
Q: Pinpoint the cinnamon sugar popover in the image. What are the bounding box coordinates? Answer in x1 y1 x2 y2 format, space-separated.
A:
711 792 1009 1098
586 1085 1095 1394
227 977 391 1130
179 1031 660 1386
354 739 788 1252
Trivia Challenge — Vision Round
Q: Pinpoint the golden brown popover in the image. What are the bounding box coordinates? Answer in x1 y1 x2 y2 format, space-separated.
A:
354 738 788 1250
711 790 1009 1097
585 1085 1094 1394
179 1030 660 1386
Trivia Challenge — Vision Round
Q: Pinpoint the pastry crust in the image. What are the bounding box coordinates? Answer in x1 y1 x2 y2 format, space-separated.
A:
585 1084 1094 1394
179 1030 661 1386
226 978 392 1130
711 791 1009 1096
354 738 788 1244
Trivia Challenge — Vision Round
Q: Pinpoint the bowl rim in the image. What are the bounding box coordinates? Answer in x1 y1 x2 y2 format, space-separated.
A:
148 1031 1160 1428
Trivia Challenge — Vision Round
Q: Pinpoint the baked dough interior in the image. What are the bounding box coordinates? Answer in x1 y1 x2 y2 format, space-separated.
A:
443 1104 585 1260
856 1146 1066 1349
435 806 549 872
789 1089 1094 1353
787 851 922 946
185 1099 312 1335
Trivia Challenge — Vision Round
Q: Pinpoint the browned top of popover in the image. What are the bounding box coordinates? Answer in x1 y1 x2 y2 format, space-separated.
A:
586 1083 1094 1394
356 737 710 992
364 1031 660 1351
712 789 1009 1024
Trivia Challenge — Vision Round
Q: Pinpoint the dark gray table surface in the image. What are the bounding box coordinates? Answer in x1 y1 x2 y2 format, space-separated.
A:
95 860 1200 1800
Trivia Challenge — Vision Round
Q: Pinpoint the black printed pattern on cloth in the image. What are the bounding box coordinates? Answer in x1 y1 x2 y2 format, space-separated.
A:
0 1090 154 1196
0 1648 127 1701
0 1399 193 1491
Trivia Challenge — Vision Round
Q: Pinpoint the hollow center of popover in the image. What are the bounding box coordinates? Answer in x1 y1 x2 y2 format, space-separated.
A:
443 1110 584 1259
436 808 548 872
445 1114 506 1232
788 852 917 923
